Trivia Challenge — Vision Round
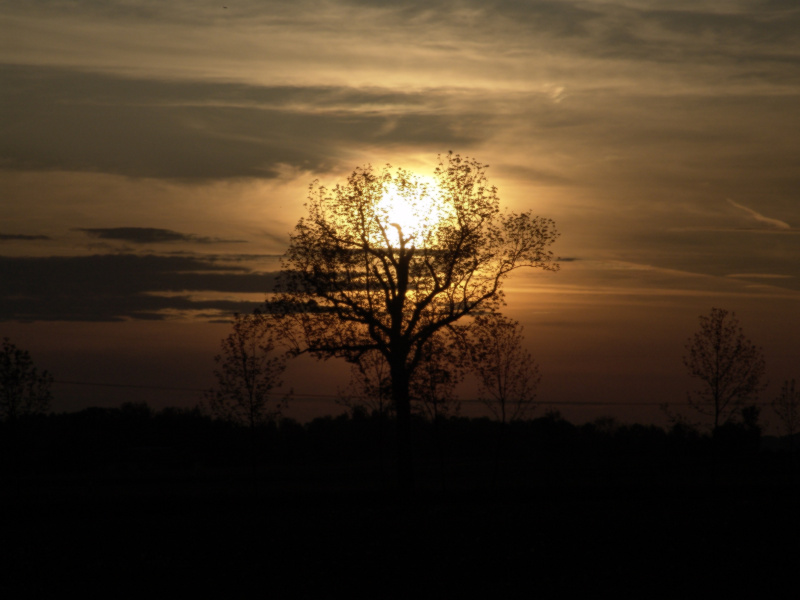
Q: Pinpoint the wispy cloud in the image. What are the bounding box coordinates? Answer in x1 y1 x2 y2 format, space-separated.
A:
76 227 246 244
726 273 794 280
727 199 791 230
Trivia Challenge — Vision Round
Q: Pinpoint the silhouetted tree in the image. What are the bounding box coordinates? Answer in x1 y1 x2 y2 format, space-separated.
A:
772 379 799 451
411 331 464 489
205 311 288 430
682 308 766 433
0 337 52 423
411 331 463 422
270 152 559 489
467 313 540 424
337 349 394 484
338 350 393 419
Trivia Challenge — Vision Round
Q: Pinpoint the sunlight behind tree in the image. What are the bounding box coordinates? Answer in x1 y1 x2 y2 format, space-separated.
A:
269 152 559 490
374 178 453 247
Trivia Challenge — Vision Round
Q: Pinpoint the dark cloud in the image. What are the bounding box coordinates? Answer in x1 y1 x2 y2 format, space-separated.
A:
0 253 278 321
344 0 800 63
76 227 246 244
8 1 312 26
0 233 51 241
0 65 485 180
644 6 800 49
343 0 600 35
258 230 292 248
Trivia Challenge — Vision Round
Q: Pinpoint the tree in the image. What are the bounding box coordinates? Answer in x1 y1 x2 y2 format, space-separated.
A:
270 153 559 489
337 350 395 484
410 330 463 423
467 313 540 424
337 349 393 419
0 337 52 423
464 313 540 485
682 307 766 433
772 379 799 451
205 311 288 431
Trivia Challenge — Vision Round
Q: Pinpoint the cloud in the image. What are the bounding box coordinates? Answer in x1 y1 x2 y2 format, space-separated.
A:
0 65 485 181
726 273 794 280
258 230 292 248
727 199 791 230
0 233 51 241
0 253 278 321
4 1 798 99
76 227 246 244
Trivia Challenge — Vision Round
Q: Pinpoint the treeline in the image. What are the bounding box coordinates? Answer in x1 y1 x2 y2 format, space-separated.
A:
2 403 797 487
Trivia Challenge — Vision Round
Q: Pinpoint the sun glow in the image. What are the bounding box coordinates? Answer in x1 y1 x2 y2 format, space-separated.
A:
374 177 450 247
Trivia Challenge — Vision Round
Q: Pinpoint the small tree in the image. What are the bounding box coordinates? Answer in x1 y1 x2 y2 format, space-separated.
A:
206 311 288 431
411 330 463 423
464 314 539 485
468 313 540 424
682 307 766 433
338 350 393 419
411 330 464 490
772 379 799 450
337 350 394 484
1 337 53 423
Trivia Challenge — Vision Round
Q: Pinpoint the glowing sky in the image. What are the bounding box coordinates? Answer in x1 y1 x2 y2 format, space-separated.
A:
2 1 798 426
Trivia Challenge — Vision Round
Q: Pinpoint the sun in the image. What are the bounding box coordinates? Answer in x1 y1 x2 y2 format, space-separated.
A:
374 176 451 247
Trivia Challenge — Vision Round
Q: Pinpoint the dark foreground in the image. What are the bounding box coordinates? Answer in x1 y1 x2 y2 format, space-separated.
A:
3 467 797 597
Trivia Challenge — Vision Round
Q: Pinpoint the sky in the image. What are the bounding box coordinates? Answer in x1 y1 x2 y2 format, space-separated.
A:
2 0 798 428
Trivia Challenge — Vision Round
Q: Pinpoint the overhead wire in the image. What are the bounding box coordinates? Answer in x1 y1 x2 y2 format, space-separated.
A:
52 379 763 407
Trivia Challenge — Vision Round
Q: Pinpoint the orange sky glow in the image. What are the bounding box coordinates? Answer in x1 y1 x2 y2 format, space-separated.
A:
2 1 798 429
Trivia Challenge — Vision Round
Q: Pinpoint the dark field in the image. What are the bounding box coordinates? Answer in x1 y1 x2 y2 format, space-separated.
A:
2 410 798 596
4 467 798 597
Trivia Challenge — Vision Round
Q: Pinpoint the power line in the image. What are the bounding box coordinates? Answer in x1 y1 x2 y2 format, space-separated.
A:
55 380 206 393
52 379 749 407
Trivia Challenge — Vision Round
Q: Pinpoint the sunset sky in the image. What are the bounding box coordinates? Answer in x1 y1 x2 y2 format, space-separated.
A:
2 1 798 427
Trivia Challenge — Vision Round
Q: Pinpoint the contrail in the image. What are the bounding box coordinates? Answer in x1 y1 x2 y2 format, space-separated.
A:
727 198 791 229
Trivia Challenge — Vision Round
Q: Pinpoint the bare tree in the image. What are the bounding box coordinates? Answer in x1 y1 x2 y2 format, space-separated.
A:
206 311 288 430
468 313 540 424
411 330 463 423
683 307 766 433
270 153 559 489
337 349 394 484
1 337 52 423
772 379 799 450
337 349 393 419
411 330 464 490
